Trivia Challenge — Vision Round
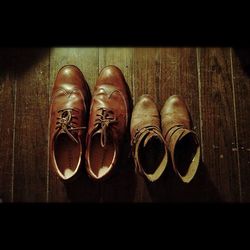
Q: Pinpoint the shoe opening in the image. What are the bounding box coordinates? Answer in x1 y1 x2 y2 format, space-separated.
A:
89 133 116 179
138 135 165 175
174 132 199 177
54 133 81 179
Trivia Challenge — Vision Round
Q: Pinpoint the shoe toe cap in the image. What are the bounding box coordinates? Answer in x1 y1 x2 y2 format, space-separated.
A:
96 65 127 90
55 65 85 88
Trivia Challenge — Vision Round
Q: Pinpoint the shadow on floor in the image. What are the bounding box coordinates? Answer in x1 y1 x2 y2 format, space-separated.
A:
0 48 49 76
233 48 250 77
64 171 101 202
64 154 137 203
64 158 222 202
145 161 222 202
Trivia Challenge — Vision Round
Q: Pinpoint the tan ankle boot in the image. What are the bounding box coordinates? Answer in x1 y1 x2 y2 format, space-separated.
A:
131 95 168 182
161 95 200 183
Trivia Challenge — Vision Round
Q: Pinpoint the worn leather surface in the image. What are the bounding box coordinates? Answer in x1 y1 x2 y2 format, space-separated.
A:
85 65 130 180
161 95 200 183
49 65 90 181
131 95 168 182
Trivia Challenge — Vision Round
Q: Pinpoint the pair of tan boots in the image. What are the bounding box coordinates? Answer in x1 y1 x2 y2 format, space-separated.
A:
131 95 201 183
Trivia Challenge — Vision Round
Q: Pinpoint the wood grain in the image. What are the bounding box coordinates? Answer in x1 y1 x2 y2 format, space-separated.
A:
231 48 250 202
48 48 99 202
133 48 161 106
13 48 49 202
199 48 240 202
0 49 15 202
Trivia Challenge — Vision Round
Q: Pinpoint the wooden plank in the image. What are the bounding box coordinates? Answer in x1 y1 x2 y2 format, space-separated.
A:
199 48 240 202
48 48 99 202
0 49 15 202
13 48 49 202
133 48 160 107
231 48 250 202
98 48 135 202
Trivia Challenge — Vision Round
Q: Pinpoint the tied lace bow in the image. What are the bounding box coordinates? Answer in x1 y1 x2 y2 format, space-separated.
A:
94 108 117 147
56 108 85 144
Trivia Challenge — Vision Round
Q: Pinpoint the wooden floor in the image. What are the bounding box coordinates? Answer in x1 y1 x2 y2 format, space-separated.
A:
0 48 249 202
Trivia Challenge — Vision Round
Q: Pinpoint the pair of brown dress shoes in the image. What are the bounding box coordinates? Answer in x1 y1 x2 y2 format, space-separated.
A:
49 65 200 183
49 65 130 182
131 95 200 183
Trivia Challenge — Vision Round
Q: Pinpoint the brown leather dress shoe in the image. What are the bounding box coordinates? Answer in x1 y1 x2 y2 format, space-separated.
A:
161 95 200 183
131 95 168 182
49 65 91 181
85 65 130 181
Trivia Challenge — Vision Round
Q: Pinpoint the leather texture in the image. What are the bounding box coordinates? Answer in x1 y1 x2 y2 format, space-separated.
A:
161 95 200 183
85 65 130 181
131 95 168 182
49 65 91 181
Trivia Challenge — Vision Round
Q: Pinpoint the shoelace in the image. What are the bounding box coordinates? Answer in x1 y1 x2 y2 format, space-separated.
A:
56 108 86 144
94 108 117 147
